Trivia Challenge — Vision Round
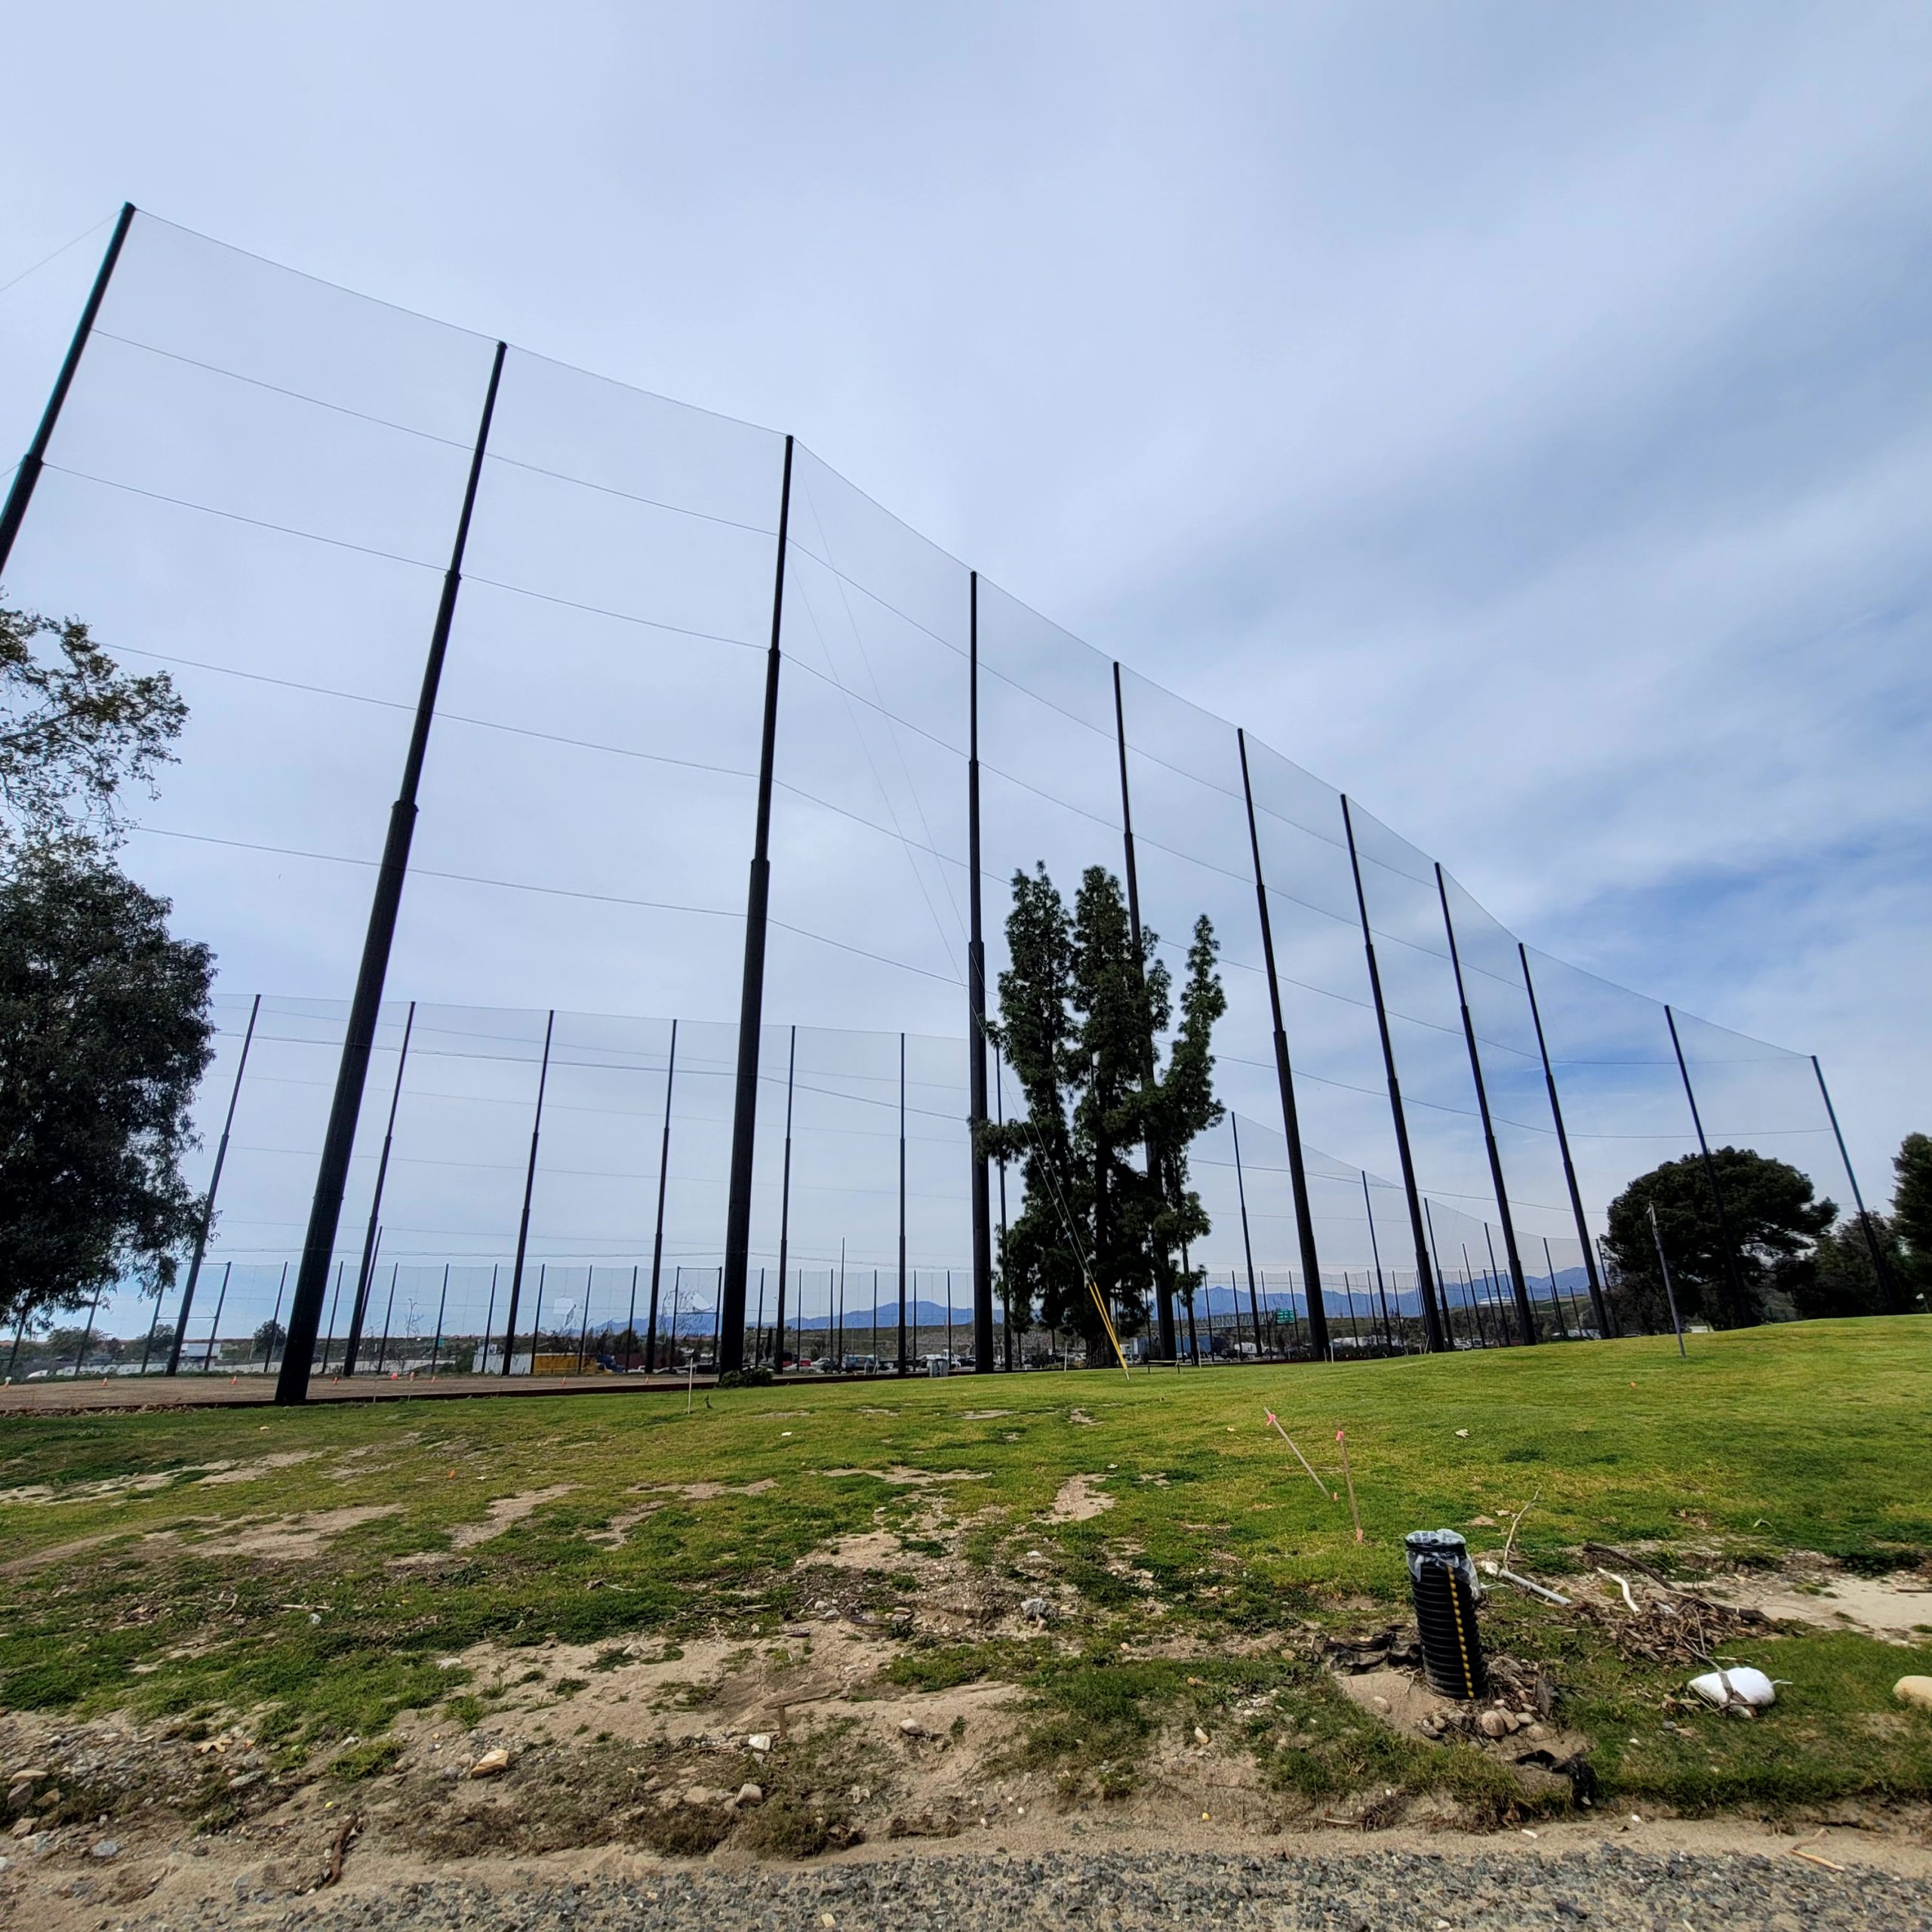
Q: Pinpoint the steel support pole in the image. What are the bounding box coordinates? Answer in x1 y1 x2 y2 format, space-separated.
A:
430 1263 448 1378
774 1025 796 1371
1362 1171 1396 1351
499 1008 555 1375
1423 1198 1454 1349
343 999 415 1377
1236 731 1331 1356
265 1262 289 1371
1230 1115 1266 1358
644 1020 677 1371
1812 1054 1898 1312
277 341 506 1404
719 435 795 1375
1665 1005 1752 1326
1436 866 1534 1343
0 203 136 575
1341 795 1447 1352
897 1031 909 1375
1518 945 1611 1336
1111 663 1177 1361
169 992 262 1374
1542 1235 1570 1340
374 1260 398 1373
965 573 997 1372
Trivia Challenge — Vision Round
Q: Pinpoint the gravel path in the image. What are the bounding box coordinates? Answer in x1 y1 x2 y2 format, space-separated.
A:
120 1846 1932 1930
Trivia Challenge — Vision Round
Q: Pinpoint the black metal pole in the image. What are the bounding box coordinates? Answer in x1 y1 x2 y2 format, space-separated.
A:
197 1267 226 1375
0 203 136 575
1482 1222 1515 1345
430 1263 448 1378
837 1238 846 1367
1235 731 1331 1357
966 573 998 1373
276 340 506 1404
644 1020 677 1371
500 1008 555 1375
73 1278 105 1376
1111 663 1178 1361
1812 1054 1898 1313
898 1030 909 1375
343 999 416 1377
576 1272 593 1373
1230 1115 1266 1358
1362 1171 1396 1351
719 435 795 1375
774 1024 796 1371
1518 944 1611 1336
1340 795 1447 1352
264 1263 288 1371
1423 1197 1454 1349
374 1259 398 1373
1542 1235 1570 1340
1665 1004 1752 1326
1436 865 1534 1343
318 1260 345 1374
168 992 262 1374
755 1269 767 1367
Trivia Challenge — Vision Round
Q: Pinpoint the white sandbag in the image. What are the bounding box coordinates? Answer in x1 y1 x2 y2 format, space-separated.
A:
1688 1666 1777 1709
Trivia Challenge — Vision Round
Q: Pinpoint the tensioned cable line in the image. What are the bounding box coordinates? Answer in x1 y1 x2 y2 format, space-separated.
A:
131 824 964 987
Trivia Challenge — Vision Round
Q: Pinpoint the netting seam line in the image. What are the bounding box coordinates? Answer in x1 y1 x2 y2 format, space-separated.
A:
0 209 119 299
94 325 788 537
131 825 964 988
786 506 970 967
45 463 441 571
45 467 768 654
109 642 760 785
795 478 971 946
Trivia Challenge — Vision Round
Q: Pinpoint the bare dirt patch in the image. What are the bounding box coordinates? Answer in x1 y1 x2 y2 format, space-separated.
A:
1698 1561 1932 1644
1048 1474 1114 1522
635 1478 777 1502
198 1451 322 1486
448 1485 574 1549
822 1467 990 1487
195 1504 402 1561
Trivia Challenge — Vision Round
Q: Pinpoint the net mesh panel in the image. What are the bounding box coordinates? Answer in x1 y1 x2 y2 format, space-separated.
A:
1343 802 1503 1232
0 212 1861 1359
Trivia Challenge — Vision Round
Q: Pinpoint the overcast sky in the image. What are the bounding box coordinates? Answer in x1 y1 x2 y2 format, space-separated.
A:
5 2 1928 1269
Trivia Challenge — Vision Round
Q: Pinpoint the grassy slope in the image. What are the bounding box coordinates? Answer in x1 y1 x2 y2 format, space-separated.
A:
2 1318 1929 1817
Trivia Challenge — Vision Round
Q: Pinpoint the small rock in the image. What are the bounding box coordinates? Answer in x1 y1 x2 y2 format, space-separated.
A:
9 1817 32 1839
1020 1597 1050 1621
6 1770 45 1786
468 1749 511 1779
89 1838 119 1861
735 1782 764 1806
1370 1696 1390 1713
1192 1727 1210 1745
1526 1722 1549 1740
899 1719 926 1737
1478 1710 1511 1739
747 1733 774 1754
228 1770 264 1790
1895 1675 1932 1712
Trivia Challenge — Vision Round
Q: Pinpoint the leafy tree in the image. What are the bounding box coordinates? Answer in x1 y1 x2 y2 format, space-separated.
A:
1603 1147 1834 1331
0 847 215 1328
2 601 184 857
253 1318 288 1358
1 601 209 1334
982 863 1224 1356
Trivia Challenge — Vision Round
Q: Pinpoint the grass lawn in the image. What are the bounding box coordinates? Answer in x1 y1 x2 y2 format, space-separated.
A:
2 1317 1930 1836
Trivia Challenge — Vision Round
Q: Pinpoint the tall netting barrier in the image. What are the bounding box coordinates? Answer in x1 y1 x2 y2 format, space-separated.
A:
1 211 1885 1380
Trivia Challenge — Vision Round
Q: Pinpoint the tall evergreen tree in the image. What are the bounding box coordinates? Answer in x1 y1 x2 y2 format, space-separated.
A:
982 863 1224 1355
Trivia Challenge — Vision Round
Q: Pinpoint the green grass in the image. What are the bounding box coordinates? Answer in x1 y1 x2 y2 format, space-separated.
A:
2 1318 1929 1816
